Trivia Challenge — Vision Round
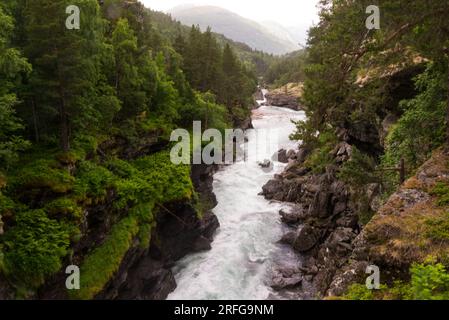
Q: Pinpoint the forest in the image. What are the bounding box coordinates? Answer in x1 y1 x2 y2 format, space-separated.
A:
0 0 265 299
1 0 449 301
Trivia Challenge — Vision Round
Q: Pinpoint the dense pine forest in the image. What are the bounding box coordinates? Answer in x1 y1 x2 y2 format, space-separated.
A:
2 0 449 301
0 0 266 299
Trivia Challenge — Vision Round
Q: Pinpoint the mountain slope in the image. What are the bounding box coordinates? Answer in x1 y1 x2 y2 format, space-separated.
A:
168 5 299 55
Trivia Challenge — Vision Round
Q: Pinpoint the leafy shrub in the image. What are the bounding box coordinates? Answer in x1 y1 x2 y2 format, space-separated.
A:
303 130 337 174
338 147 379 187
425 212 449 242
344 263 449 300
410 263 449 300
382 63 446 175
44 197 83 220
431 182 449 207
74 161 116 202
2 209 70 288
11 158 74 193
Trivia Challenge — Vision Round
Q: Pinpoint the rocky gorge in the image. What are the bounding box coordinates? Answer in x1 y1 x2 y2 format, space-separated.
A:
262 122 449 299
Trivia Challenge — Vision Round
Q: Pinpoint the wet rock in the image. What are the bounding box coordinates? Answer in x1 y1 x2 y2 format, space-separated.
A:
258 159 272 168
286 149 297 160
271 267 303 290
279 205 308 225
272 149 289 163
279 210 299 225
308 188 333 218
336 214 358 229
326 261 369 297
261 178 285 200
280 231 297 245
293 225 322 252
296 148 309 164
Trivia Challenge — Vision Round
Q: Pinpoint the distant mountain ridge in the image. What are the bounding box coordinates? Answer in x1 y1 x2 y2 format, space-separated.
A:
168 5 299 55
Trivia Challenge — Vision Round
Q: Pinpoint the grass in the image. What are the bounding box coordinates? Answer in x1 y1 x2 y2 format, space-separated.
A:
69 215 139 300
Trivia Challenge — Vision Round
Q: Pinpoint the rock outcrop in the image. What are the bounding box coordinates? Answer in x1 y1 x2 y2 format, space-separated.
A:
265 83 303 111
327 149 449 297
264 144 449 299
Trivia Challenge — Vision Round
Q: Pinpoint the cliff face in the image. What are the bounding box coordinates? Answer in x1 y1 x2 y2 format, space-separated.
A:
37 164 219 300
265 83 303 111
327 149 449 297
0 130 220 300
263 144 449 298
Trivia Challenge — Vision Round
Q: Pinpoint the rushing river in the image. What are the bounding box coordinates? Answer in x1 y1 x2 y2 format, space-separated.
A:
168 91 306 300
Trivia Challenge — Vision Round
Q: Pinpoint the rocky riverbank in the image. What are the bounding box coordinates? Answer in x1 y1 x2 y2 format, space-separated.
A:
262 142 364 298
264 83 303 111
263 140 449 299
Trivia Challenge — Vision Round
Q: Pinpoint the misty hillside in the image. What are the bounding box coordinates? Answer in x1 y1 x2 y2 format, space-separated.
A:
168 5 299 55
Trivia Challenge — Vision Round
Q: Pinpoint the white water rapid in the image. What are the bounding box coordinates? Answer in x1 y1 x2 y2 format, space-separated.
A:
167 90 306 300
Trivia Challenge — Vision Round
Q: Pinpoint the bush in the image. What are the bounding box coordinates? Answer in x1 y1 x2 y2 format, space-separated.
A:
303 130 337 174
44 197 83 220
410 263 449 300
74 161 116 202
431 182 449 207
2 209 70 288
11 158 74 193
338 147 378 187
425 213 449 242
382 63 446 175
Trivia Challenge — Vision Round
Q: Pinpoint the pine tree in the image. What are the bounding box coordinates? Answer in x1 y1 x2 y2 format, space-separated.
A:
0 4 31 169
24 0 110 151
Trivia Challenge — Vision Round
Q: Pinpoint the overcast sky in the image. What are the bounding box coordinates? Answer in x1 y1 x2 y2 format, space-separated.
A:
140 0 320 27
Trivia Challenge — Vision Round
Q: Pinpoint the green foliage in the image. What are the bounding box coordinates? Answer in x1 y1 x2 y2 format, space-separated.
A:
0 6 31 170
11 158 74 193
410 263 449 300
303 130 337 174
44 197 83 220
382 63 447 173
431 183 449 207
74 161 115 202
344 263 449 300
425 212 449 242
178 91 230 131
338 147 378 187
2 209 70 288
344 284 378 300
70 215 139 300
264 50 306 87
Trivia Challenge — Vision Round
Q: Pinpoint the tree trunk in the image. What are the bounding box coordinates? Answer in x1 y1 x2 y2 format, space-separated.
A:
31 97 39 143
446 57 449 150
59 91 70 152
57 55 70 152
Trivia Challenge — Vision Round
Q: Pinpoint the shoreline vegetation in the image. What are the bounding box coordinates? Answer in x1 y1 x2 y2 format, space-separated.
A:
1 0 449 301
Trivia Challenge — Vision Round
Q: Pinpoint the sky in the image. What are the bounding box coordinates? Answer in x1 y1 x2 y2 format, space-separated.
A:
140 0 320 28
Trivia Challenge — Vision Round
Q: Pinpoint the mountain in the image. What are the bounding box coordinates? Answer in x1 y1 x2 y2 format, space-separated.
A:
168 5 299 55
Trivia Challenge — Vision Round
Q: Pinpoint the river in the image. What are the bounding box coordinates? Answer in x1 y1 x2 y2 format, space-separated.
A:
167 91 306 300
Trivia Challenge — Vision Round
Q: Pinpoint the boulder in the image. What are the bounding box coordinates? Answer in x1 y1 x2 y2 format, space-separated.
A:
293 225 321 252
286 149 297 160
272 149 289 163
258 159 272 168
261 179 284 200
271 268 303 290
